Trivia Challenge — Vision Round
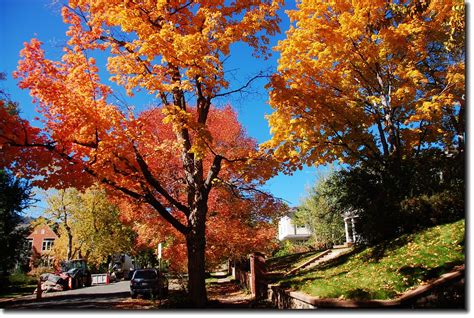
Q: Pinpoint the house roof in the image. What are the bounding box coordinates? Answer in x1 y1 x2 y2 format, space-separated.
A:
27 223 59 240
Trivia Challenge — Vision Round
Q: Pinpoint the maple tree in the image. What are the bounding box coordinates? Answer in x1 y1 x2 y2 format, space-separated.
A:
265 0 465 171
264 0 465 243
2 0 283 306
116 106 284 272
45 188 80 262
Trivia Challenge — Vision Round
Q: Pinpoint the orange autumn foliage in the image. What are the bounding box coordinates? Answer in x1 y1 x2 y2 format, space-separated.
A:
114 106 284 272
120 187 282 272
264 0 465 170
4 1 284 306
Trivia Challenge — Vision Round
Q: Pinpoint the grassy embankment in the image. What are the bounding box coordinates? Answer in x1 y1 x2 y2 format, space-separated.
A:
268 219 465 300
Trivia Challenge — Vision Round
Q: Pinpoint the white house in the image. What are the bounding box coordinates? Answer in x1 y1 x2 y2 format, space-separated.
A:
278 208 360 244
277 210 312 242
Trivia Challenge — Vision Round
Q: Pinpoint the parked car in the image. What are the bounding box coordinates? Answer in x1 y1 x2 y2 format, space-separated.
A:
130 268 168 299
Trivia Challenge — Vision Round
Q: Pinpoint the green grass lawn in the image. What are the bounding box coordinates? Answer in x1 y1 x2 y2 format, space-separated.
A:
274 219 465 300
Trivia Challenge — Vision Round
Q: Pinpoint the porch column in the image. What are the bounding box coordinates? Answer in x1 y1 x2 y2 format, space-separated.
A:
351 217 357 243
344 218 352 243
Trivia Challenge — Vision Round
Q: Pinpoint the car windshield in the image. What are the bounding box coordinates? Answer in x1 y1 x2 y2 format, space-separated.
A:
134 270 157 279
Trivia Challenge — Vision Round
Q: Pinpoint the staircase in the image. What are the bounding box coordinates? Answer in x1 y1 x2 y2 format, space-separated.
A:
285 245 353 276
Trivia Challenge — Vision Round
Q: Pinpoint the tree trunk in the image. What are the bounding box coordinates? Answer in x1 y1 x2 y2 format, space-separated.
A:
185 200 208 307
186 228 207 307
65 225 73 260
67 235 72 260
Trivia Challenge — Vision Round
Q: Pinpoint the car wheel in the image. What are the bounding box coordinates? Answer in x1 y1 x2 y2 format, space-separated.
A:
130 292 137 299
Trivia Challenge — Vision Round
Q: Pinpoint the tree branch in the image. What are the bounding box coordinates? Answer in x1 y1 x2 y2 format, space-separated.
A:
133 145 190 216
204 155 222 194
213 74 270 98
144 191 189 234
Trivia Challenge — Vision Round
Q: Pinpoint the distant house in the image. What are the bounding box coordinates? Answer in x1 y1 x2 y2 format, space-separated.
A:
27 223 58 267
343 210 360 244
278 208 360 245
278 209 312 242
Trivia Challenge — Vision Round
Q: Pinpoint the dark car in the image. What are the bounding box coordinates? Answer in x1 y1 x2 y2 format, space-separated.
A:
130 269 168 299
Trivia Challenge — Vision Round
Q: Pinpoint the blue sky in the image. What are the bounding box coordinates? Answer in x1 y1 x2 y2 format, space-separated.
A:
0 0 331 217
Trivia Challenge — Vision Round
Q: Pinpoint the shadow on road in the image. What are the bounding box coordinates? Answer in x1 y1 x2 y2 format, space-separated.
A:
2 277 274 309
1 291 131 310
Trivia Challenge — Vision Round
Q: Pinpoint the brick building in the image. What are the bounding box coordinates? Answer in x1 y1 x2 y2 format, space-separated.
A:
27 223 58 267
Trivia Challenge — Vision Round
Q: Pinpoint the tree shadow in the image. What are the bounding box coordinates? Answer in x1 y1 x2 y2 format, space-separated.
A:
278 270 350 289
360 235 412 263
397 261 464 286
315 247 362 271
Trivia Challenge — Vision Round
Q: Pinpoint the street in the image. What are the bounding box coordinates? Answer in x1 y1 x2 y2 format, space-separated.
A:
1 274 270 309
1 279 183 310
47 280 131 296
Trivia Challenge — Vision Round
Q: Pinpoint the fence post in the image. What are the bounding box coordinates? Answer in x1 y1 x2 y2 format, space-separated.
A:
36 278 42 299
250 252 267 301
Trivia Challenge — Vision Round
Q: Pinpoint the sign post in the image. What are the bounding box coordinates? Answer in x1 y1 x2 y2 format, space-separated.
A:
157 243 162 270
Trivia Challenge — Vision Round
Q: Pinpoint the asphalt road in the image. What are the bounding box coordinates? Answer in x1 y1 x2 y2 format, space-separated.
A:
50 280 131 296
1 279 183 310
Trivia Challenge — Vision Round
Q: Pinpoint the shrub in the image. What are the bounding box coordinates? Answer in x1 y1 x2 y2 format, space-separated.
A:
400 190 464 231
273 240 312 258
28 266 55 278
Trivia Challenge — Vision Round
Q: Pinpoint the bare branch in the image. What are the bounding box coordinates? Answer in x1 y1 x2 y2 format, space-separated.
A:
213 74 270 98
215 177 289 204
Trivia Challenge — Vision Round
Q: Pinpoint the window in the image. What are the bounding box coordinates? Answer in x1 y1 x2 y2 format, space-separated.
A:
27 239 33 250
133 270 157 279
40 256 53 267
42 239 54 251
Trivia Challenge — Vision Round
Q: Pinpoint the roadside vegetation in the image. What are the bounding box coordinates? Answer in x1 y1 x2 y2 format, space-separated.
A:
273 219 464 300
0 272 37 298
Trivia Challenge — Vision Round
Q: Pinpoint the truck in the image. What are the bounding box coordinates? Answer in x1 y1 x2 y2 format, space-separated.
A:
60 259 92 289
109 254 135 281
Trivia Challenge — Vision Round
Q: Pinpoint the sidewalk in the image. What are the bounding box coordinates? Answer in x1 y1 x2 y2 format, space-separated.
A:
206 272 272 309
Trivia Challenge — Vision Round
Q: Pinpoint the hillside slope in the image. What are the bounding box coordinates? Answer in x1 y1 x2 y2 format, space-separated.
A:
272 219 465 300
